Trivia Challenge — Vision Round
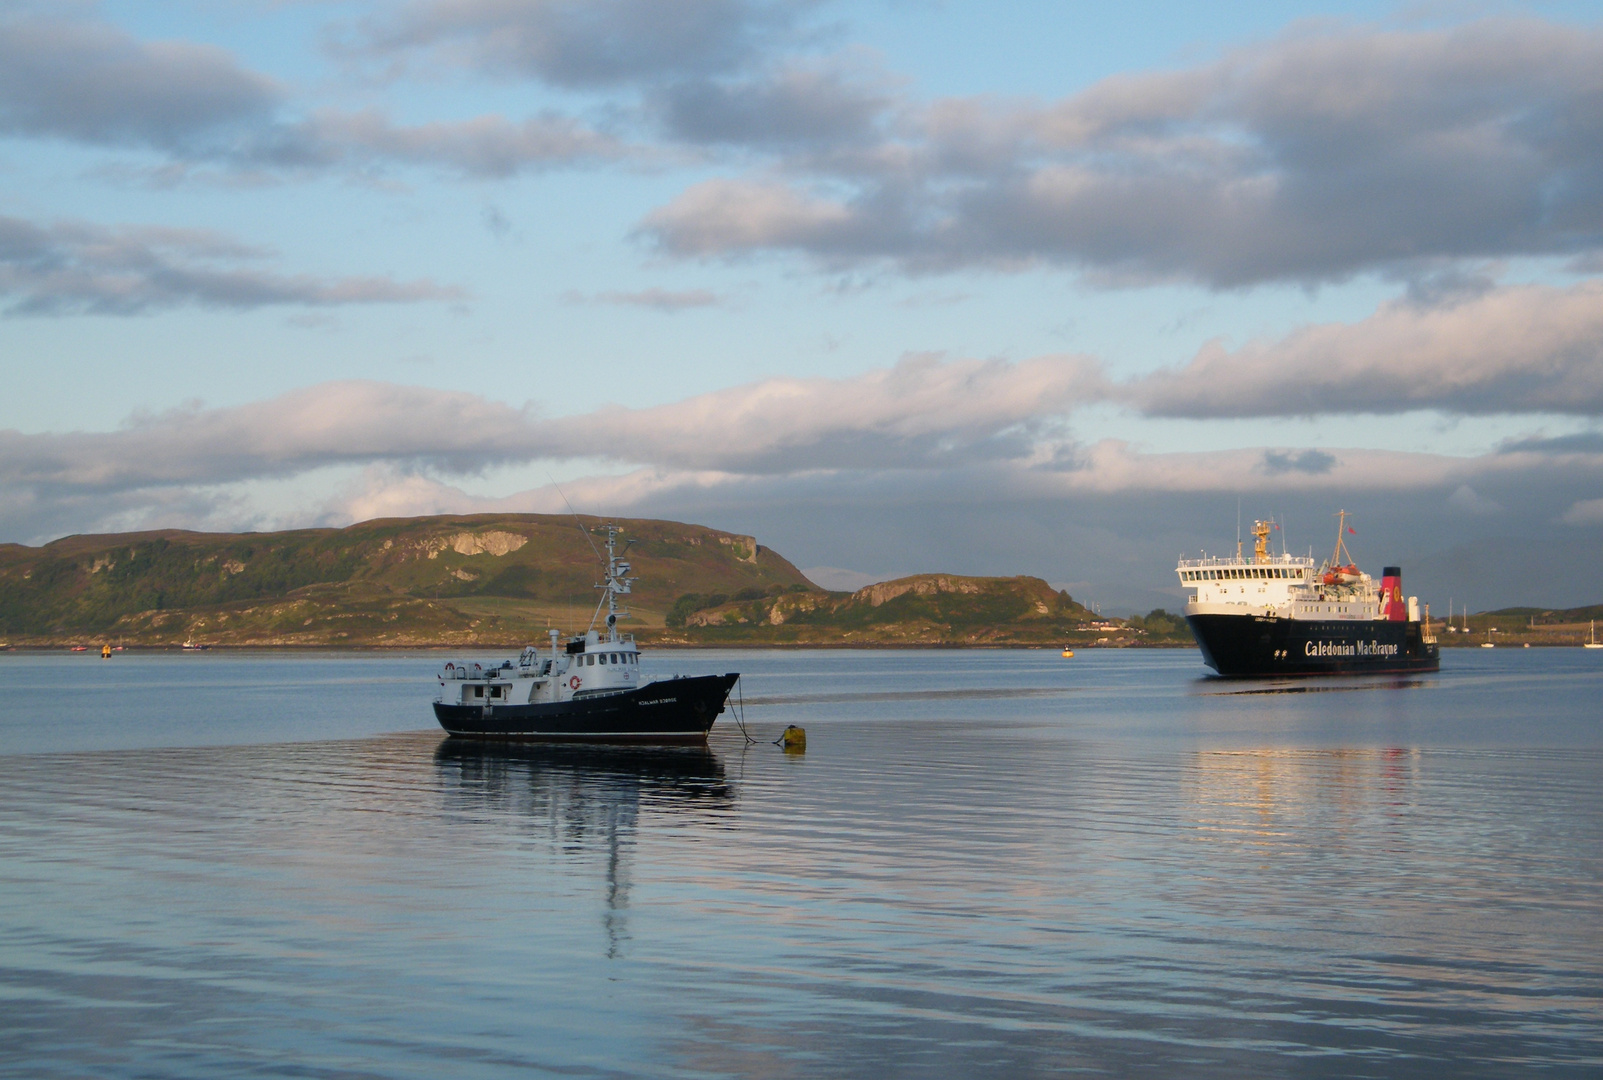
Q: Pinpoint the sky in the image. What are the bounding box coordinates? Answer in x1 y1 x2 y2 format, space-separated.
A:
1 0 1601 613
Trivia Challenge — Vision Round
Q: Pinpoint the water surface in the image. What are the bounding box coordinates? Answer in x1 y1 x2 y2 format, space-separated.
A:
1 648 1598 1077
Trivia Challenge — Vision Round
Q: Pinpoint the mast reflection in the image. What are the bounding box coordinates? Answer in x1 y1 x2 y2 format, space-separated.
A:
431 740 737 956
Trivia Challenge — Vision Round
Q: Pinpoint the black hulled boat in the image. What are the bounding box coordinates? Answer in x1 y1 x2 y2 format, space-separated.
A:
433 525 739 742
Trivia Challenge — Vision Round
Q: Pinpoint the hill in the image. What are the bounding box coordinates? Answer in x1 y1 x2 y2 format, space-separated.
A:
0 515 813 647
658 573 1176 647
0 515 1192 649
1435 603 1603 647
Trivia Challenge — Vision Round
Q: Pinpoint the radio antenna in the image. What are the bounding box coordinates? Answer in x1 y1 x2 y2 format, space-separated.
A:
549 474 603 565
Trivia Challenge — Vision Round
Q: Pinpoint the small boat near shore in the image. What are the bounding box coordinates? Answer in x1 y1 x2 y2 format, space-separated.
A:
432 524 739 743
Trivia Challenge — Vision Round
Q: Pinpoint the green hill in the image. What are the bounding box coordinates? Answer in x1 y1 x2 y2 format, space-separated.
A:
0 515 813 647
659 573 1151 647
0 515 1191 649
1436 603 1603 647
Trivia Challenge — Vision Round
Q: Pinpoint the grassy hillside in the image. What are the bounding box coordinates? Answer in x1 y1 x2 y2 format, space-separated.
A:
1437 603 1603 647
0 515 1202 649
0 515 814 647
657 573 1183 647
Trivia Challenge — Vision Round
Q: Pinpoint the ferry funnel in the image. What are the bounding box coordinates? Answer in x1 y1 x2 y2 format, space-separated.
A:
1380 566 1406 621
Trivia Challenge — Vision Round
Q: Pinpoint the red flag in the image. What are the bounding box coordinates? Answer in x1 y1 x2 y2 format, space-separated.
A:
1347 527 1356 534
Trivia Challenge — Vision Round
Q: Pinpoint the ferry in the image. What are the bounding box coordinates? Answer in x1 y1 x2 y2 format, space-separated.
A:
433 525 739 742
1176 512 1439 677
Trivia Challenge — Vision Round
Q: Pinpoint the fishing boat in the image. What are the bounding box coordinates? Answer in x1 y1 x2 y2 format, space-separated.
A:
432 524 739 743
1176 511 1439 677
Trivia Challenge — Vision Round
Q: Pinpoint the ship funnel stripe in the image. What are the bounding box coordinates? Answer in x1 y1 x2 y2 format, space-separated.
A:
1383 566 1401 578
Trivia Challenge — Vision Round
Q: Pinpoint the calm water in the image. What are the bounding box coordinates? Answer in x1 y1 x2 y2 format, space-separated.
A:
0 648 1599 1078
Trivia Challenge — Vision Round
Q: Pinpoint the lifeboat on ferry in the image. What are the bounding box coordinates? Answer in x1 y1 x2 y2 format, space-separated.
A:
1321 564 1361 586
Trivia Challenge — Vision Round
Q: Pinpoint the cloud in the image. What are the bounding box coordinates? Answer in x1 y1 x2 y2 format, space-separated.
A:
1446 483 1503 515
2 340 1600 553
0 15 633 176
0 14 279 150
1560 497 1603 525
363 0 806 87
568 287 721 311
6 323 1601 516
640 177 873 256
267 108 632 176
657 62 894 149
1498 431 1603 456
2 368 1599 614
0 353 1106 502
1129 282 1603 418
0 214 462 315
544 352 1106 472
0 382 544 492
1261 449 1336 475
641 18 1603 285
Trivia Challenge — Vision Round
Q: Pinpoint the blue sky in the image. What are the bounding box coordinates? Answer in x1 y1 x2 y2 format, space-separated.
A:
2 0 1601 611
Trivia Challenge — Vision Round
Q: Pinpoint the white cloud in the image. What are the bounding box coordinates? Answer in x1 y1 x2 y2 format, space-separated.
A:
546 351 1106 472
1129 282 1603 418
641 18 1603 285
0 353 1105 505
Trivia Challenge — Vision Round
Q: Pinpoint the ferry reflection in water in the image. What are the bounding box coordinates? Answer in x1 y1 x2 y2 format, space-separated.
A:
432 741 736 954
1185 746 1421 848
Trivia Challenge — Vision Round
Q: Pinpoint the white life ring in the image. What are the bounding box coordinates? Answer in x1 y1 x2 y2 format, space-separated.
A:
569 676 581 690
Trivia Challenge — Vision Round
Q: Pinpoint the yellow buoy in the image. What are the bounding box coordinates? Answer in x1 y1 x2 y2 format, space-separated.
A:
778 725 806 753
1061 648 1074 658
101 644 111 659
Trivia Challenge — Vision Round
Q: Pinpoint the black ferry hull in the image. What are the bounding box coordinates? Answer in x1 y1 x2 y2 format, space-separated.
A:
434 673 739 742
1185 614 1439 677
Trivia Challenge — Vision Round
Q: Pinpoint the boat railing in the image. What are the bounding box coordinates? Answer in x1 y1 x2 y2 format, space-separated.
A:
1177 555 1315 569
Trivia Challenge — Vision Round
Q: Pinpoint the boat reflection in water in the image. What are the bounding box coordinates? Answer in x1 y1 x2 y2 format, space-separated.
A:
1184 745 1421 851
432 740 736 955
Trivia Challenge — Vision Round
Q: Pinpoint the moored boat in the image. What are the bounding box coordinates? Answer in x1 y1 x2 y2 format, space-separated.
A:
1176 512 1439 677
432 524 739 742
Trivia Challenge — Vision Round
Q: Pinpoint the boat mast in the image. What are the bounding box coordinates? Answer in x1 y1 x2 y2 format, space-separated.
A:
590 524 635 641
1328 509 1357 570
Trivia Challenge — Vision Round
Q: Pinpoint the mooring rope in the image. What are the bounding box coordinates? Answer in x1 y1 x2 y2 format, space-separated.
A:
731 676 756 744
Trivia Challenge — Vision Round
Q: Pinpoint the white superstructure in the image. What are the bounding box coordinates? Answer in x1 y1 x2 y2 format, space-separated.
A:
436 523 643 707
1176 517 1415 624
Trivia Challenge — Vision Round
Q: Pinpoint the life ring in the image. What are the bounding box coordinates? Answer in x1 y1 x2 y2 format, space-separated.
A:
569 676 581 690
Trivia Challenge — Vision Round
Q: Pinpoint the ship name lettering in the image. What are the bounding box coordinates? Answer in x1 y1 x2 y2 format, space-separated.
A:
1304 639 1399 657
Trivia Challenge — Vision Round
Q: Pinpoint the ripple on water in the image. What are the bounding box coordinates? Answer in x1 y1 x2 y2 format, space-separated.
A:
0 650 1599 1077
